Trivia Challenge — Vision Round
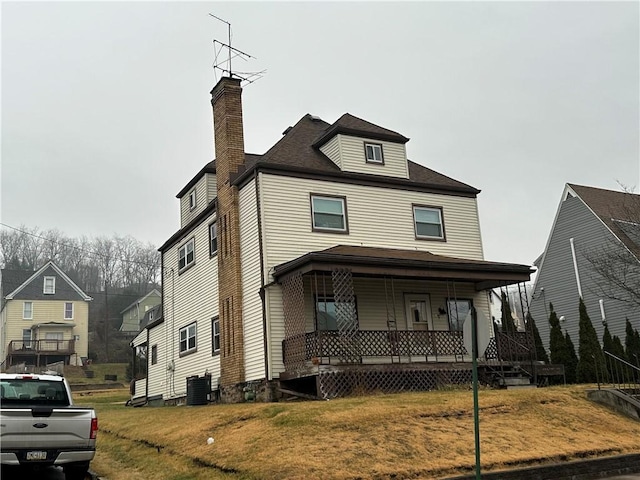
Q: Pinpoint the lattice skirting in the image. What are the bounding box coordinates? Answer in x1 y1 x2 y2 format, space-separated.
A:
317 367 472 399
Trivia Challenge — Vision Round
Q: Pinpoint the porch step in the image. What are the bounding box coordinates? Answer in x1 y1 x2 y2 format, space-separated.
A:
499 377 532 387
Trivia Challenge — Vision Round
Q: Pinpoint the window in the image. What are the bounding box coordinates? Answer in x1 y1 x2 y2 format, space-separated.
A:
413 206 445 240
178 238 195 271
22 329 32 348
151 345 158 365
212 317 220 354
311 195 348 233
179 323 197 355
209 221 218 256
43 276 56 294
447 299 472 331
23 302 33 320
364 142 384 164
315 295 358 331
189 189 197 210
64 302 74 320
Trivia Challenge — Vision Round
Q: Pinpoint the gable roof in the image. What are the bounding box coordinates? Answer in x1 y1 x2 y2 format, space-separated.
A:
119 288 161 315
568 183 640 259
2 261 93 301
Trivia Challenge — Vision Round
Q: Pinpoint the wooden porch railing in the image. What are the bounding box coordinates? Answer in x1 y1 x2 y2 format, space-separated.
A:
283 330 467 366
7 339 76 355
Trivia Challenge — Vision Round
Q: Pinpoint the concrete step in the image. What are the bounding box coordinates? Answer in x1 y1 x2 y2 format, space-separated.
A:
500 377 532 386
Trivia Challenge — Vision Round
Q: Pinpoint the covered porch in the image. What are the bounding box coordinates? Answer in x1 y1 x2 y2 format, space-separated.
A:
273 245 535 398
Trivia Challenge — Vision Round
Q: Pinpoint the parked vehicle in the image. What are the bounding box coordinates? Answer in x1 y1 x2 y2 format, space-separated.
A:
0 373 97 480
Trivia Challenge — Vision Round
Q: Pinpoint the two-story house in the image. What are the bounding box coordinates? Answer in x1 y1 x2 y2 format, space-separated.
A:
530 184 640 355
119 289 161 335
131 76 533 405
0 261 93 370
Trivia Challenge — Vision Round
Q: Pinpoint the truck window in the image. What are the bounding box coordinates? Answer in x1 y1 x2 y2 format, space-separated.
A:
0 379 68 406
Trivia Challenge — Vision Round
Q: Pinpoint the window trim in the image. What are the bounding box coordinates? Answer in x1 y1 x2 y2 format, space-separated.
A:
179 322 197 356
211 316 220 355
23 301 33 320
310 193 349 234
364 142 384 165
43 276 56 294
412 204 446 241
189 189 197 211
209 220 218 257
178 237 195 273
64 302 74 320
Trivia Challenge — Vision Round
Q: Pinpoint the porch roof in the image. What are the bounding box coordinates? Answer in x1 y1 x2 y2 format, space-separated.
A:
272 245 534 290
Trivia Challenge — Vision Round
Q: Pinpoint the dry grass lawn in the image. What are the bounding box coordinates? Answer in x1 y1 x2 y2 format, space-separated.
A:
75 385 640 480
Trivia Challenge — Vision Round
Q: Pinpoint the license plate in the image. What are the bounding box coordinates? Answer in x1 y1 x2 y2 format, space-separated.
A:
26 451 47 460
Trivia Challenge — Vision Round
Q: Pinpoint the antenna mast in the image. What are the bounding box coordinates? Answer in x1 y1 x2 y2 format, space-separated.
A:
209 14 266 85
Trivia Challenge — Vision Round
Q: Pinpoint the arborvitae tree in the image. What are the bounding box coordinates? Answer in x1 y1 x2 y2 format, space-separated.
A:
548 303 565 365
526 312 549 363
576 298 604 383
611 335 626 361
564 331 578 384
625 319 640 367
500 291 517 333
602 324 614 354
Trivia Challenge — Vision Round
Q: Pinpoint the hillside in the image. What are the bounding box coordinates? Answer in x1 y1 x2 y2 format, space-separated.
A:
75 384 640 480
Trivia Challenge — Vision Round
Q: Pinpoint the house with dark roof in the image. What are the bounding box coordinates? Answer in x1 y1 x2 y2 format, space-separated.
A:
0 261 93 370
130 77 534 405
529 184 640 356
119 288 161 335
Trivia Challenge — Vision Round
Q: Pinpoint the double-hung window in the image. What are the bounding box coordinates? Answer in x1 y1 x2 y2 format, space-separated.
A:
64 302 74 320
151 345 158 365
179 323 197 355
209 221 218 256
364 142 384 164
311 195 348 233
189 189 197 210
413 205 445 240
43 276 56 294
212 317 220 354
23 302 33 320
178 238 195 271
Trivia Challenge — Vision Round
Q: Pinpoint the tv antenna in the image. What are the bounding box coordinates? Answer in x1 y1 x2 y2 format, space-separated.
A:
209 14 266 85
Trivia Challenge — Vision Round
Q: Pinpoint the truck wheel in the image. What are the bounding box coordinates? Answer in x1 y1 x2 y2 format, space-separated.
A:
63 462 90 480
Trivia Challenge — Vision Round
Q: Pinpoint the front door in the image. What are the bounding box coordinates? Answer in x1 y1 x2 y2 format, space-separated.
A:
404 295 433 331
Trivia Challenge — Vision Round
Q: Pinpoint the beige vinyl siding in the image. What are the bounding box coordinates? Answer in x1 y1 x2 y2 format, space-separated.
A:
260 174 483 274
239 179 265 381
180 175 210 228
266 285 285 376
2 300 89 365
339 135 408 178
319 136 342 169
148 324 169 399
206 173 217 204
161 213 220 400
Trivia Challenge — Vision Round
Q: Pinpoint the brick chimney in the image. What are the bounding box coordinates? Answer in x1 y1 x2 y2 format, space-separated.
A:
211 76 245 388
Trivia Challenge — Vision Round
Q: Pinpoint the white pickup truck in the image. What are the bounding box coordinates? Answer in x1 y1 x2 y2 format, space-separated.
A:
0 373 97 480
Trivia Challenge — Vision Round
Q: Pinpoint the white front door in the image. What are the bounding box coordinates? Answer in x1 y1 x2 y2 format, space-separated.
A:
404 295 433 331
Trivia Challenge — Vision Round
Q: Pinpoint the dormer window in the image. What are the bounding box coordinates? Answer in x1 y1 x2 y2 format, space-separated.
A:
189 189 197 210
364 143 384 164
43 276 56 294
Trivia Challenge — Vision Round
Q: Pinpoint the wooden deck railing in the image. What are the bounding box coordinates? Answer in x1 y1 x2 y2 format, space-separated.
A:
7 339 76 355
283 330 467 367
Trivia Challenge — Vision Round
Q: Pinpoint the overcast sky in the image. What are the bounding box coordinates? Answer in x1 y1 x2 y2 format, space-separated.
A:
2 1 638 267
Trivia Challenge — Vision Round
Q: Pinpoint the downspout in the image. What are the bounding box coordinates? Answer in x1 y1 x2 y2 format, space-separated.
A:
145 327 150 401
255 171 269 381
569 238 583 298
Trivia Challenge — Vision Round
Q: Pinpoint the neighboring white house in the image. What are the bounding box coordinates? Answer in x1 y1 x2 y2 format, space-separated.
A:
1 261 93 370
131 76 533 405
530 184 640 354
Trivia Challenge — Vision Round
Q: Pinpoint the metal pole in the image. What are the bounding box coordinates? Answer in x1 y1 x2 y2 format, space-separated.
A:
471 307 481 479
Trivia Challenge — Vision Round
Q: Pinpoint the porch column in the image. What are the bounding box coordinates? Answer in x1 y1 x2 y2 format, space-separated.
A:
332 268 360 363
282 272 306 370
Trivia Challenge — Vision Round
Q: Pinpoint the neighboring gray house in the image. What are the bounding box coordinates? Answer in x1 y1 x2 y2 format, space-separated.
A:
530 184 640 354
119 289 161 335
